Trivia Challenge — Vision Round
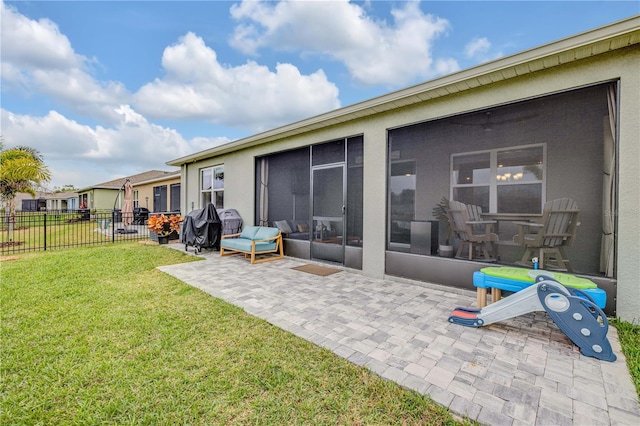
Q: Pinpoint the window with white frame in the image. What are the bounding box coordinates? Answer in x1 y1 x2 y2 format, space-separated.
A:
201 166 224 208
133 190 139 208
452 144 545 214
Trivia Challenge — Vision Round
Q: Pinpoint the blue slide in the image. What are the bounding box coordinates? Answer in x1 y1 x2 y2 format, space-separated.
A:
449 276 616 362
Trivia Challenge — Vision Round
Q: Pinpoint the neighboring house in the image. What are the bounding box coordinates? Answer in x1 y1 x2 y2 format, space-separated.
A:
3 192 77 212
45 192 79 211
77 170 180 212
12 192 48 211
167 18 640 322
131 171 181 213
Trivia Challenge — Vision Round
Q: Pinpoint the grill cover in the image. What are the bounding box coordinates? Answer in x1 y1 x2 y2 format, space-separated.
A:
181 203 222 251
218 208 243 235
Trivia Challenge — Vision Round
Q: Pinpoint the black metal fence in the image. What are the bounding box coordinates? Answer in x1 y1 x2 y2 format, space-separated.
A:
1 210 152 254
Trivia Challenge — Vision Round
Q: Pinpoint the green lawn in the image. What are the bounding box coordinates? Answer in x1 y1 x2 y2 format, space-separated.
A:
1 214 148 254
1 243 469 425
613 318 640 400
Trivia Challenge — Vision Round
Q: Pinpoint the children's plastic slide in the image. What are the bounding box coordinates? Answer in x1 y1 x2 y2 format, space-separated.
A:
474 266 607 309
449 275 616 362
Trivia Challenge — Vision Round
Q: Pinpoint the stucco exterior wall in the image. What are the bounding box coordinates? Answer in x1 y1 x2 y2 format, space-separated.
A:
88 189 118 210
178 44 639 322
615 49 640 323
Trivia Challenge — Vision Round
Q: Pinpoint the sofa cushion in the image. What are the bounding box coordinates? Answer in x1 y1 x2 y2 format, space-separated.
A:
273 220 293 234
221 238 277 252
240 226 260 239
254 241 277 251
254 226 280 240
221 238 253 252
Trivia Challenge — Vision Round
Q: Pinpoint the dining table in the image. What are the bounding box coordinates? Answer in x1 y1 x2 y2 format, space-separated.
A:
480 213 543 238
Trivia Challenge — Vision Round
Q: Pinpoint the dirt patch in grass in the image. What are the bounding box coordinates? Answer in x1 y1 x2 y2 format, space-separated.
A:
0 255 20 261
0 241 23 249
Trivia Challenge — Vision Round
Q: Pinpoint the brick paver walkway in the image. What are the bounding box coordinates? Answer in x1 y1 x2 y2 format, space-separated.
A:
158 248 640 425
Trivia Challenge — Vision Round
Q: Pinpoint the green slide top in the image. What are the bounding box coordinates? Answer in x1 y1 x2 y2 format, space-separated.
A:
480 266 597 289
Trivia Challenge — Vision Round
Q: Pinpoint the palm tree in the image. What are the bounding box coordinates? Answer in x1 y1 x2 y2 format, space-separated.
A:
0 140 51 236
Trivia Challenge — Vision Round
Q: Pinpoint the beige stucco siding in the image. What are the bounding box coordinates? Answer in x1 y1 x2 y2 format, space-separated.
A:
615 48 640 323
92 189 118 210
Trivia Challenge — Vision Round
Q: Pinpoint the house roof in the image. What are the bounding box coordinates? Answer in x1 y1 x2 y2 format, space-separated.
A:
11 191 49 203
46 191 79 200
166 15 640 167
78 170 180 192
135 170 181 186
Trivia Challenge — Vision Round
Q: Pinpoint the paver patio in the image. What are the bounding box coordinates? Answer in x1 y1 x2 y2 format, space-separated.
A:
158 248 639 425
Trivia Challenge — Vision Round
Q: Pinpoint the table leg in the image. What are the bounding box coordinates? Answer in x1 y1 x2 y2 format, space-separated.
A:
477 288 487 308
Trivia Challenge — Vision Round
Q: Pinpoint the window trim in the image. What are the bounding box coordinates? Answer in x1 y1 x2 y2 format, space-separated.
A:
200 165 224 209
451 143 546 213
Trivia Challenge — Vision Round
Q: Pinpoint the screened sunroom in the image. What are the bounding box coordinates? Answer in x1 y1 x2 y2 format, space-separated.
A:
387 82 617 278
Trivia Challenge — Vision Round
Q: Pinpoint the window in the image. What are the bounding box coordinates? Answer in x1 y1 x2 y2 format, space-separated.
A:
170 183 180 212
201 166 224 208
153 185 167 212
451 152 490 211
452 144 545 214
133 190 139 209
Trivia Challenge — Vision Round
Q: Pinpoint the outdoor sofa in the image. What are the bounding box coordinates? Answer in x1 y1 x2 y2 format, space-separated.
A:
220 225 284 264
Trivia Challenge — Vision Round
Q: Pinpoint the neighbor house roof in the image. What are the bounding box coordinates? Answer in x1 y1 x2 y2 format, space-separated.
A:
46 191 79 200
78 170 180 192
167 15 640 166
135 170 181 186
9 191 48 204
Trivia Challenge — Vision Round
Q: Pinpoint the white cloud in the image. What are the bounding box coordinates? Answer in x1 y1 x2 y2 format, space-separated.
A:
464 37 490 58
229 0 459 86
133 32 341 132
1 0 339 188
0 107 228 189
2 3 337 134
0 2 129 122
463 36 503 63
0 1 79 70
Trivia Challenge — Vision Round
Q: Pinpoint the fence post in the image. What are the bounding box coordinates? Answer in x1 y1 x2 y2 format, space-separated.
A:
44 213 47 251
112 211 116 243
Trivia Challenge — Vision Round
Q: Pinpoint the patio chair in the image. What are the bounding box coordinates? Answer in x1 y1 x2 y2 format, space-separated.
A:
466 203 488 234
448 200 498 261
513 198 580 271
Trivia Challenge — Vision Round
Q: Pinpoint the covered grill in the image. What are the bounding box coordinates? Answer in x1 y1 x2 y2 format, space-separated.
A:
181 204 222 254
218 208 243 235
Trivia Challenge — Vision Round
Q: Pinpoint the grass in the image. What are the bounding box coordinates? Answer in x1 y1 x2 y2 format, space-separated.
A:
1 243 468 425
612 318 640 400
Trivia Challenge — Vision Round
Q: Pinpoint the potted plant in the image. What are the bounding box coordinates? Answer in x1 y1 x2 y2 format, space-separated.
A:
147 213 182 244
432 197 454 257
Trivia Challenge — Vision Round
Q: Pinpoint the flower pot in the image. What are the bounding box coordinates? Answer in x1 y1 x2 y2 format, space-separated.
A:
157 235 169 245
439 244 454 257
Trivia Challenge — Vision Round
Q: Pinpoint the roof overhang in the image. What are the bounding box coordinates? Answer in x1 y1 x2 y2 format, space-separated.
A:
167 16 640 167
77 186 120 192
134 172 181 186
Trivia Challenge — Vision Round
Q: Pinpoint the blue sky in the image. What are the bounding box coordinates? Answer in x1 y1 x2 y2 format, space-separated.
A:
1 1 638 190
